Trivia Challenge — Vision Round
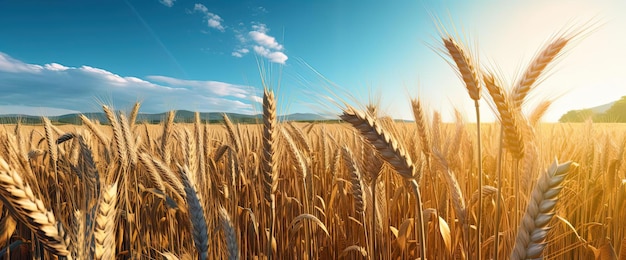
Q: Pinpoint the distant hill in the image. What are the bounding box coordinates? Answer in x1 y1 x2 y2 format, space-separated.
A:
559 96 626 123
589 101 615 114
0 110 335 125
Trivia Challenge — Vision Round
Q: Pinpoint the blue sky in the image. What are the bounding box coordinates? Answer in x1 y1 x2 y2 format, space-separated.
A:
1 0 625 121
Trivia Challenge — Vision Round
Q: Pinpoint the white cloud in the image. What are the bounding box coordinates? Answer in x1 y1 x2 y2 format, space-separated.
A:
251 23 268 34
159 0 175 7
194 3 225 32
253 46 288 64
231 48 249 58
146 75 250 98
193 3 208 13
207 15 225 31
0 52 43 73
249 31 283 50
245 23 288 63
44 63 70 71
251 95 263 103
0 52 259 114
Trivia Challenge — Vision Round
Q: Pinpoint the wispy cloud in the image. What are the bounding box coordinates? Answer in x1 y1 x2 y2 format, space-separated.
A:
243 23 288 64
159 0 176 7
0 52 258 115
231 48 249 58
252 46 288 64
193 3 225 32
186 5 287 64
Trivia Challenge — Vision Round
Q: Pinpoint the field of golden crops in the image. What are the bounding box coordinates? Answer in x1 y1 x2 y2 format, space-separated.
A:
1 29 625 260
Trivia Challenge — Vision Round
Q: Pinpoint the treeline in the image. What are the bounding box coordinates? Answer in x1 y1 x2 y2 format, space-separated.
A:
559 96 626 123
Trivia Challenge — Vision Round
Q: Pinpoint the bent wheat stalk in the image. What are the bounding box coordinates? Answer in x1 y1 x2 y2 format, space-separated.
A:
443 36 483 259
341 105 426 259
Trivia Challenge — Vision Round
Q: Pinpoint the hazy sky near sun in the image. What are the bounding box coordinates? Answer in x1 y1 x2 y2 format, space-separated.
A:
0 0 624 121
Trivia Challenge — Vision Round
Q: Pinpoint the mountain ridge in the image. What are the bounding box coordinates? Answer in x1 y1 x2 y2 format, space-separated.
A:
0 110 336 124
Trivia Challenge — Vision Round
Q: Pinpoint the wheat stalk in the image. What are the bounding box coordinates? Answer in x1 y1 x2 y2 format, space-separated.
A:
341 105 426 258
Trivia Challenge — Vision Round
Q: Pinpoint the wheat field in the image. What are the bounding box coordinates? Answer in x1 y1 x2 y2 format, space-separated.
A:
1 32 625 260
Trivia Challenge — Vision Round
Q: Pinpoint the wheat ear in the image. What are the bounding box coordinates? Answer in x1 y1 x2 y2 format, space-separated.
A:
511 37 569 109
0 158 72 257
483 73 525 159
261 88 278 260
410 98 431 158
79 114 110 145
129 102 140 129
161 110 176 165
219 206 240 260
223 113 240 152
119 113 137 166
94 182 118 260
341 146 366 215
194 112 206 188
103 105 128 168
510 160 573 260
341 105 426 258
443 37 481 101
178 165 209 260
340 106 415 179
